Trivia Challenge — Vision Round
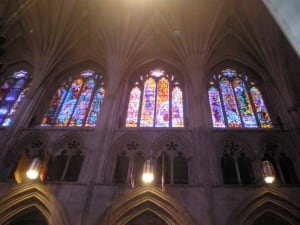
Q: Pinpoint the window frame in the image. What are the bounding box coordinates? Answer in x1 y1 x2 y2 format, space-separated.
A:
125 69 185 128
208 68 273 129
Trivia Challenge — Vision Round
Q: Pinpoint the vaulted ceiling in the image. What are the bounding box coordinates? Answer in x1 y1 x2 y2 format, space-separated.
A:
0 0 299 99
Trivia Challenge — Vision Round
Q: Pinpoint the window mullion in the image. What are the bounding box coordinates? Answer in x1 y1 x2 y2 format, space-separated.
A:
234 156 242 184
61 151 71 181
82 80 98 127
218 84 229 127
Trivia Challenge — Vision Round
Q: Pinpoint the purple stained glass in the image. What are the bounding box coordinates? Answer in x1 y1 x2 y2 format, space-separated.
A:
208 87 225 128
140 78 156 127
233 78 257 128
172 87 184 127
220 78 242 128
70 78 95 127
125 71 185 128
55 78 83 126
0 71 30 126
250 87 272 128
0 81 13 102
85 87 105 127
42 71 105 127
41 86 67 126
126 87 141 127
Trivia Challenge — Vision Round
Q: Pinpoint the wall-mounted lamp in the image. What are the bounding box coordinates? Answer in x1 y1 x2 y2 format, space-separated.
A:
142 159 154 183
26 157 41 180
262 160 275 184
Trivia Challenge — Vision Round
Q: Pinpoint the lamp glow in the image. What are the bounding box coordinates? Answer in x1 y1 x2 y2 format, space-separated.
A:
142 159 154 183
26 157 41 180
262 160 275 184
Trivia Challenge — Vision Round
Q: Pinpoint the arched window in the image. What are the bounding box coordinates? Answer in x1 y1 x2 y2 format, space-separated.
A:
47 140 83 182
221 140 255 184
126 69 184 127
0 70 31 127
208 68 272 128
41 70 105 127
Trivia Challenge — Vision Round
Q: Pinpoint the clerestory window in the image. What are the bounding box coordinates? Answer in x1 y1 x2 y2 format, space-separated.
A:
41 70 105 127
208 68 272 128
0 70 31 127
125 69 184 127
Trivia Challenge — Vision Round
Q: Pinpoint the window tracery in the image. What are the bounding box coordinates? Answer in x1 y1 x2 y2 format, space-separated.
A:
47 140 83 182
208 69 272 128
221 140 255 184
126 69 184 127
41 70 105 127
0 70 31 127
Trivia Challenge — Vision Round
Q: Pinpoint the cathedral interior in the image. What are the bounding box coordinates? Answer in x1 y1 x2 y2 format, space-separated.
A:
0 0 300 225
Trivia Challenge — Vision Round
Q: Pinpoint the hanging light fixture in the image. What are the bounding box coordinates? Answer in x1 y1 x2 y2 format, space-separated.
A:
142 159 154 183
26 157 41 180
262 160 275 184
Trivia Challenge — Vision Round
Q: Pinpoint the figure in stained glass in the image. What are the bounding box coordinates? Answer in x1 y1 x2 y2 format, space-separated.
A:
41 70 105 127
125 69 184 128
208 69 272 128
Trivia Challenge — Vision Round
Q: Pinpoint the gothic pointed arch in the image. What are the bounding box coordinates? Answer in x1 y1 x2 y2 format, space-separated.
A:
107 133 147 184
258 135 299 184
217 135 256 184
228 188 300 225
97 186 197 225
47 133 84 182
0 183 68 225
152 133 193 185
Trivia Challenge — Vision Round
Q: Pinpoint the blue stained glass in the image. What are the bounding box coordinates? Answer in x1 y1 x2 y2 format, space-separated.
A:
250 87 272 128
0 71 30 127
55 78 83 126
171 87 184 127
233 78 257 128
4 79 25 102
70 78 95 127
209 68 272 129
42 71 105 127
125 70 184 128
41 87 67 126
222 69 236 78
208 87 225 128
220 78 242 128
140 78 156 127
85 87 105 127
126 87 141 127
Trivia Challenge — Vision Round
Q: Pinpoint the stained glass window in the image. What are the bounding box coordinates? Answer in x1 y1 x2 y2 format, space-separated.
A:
208 68 272 128
0 70 31 127
41 70 105 127
125 69 184 127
